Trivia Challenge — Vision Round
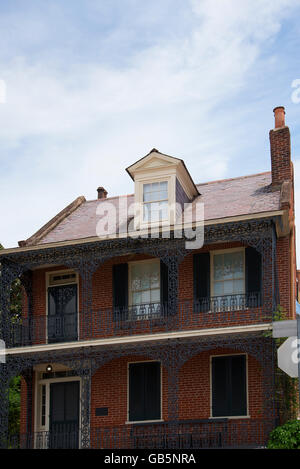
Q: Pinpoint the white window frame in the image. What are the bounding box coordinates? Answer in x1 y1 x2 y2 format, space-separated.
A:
209 353 250 419
210 248 246 298
45 269 79 344
128 259 161 310
135 175 175 230
126 359 163 424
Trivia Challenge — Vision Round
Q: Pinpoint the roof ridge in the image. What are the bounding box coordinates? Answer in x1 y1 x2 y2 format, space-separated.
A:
196 171 271 187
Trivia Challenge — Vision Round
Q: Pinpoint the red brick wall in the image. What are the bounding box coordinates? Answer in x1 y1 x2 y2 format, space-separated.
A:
269 126 292 186
90 349 263 429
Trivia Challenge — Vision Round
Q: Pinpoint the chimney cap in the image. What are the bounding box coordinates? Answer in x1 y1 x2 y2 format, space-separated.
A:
273 106 286 128
97 187 108 199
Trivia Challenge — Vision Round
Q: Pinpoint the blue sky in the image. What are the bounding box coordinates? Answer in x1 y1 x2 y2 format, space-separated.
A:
0 0 300 260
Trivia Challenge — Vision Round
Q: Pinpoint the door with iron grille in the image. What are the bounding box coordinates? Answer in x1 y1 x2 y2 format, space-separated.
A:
49 381 80 449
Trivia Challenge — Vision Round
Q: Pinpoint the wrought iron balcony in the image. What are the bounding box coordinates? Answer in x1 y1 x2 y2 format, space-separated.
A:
5 418 274 449
5 292 267 348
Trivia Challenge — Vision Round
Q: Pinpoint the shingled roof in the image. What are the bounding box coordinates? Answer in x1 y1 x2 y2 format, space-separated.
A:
20 171 281 247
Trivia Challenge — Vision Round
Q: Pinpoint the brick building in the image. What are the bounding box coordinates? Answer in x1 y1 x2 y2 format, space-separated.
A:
0 106 297 449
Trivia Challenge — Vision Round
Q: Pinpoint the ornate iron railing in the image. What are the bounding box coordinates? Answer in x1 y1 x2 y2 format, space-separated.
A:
6 293 267 348
5 418 274 449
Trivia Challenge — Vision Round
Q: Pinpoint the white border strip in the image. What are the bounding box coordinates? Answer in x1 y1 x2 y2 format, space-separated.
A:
5 323 272 355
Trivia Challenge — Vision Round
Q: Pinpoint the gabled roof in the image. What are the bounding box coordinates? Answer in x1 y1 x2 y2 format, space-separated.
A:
18 171 281 247
126 148 200 198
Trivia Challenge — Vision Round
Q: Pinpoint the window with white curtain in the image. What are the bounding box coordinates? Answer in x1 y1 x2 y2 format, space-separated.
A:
212 250 245 297
129 261 160 314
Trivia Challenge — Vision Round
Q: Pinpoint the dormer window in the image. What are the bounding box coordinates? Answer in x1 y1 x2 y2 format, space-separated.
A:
143 181 168 223
126 149 199 230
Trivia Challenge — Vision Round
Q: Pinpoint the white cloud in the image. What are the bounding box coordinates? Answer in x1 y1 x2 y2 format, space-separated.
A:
0 0 299 250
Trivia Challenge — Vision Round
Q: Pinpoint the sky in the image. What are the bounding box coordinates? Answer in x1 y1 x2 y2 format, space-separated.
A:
0 0 300 261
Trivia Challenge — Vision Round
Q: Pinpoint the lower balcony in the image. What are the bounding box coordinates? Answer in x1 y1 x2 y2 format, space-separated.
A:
6 293 268 348
6 418 274 449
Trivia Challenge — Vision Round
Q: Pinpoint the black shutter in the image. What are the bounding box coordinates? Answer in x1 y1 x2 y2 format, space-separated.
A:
129 363 145 422
231 355 247 416
160 260 168 313
245 247 262 306
193 252 210 312
144 362 161 420
112 263 128 321
129 362 161 422
212 356 230 417
212 355 247 417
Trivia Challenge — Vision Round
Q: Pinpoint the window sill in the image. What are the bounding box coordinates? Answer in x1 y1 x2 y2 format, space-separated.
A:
125 419 164 425
209 415 250 420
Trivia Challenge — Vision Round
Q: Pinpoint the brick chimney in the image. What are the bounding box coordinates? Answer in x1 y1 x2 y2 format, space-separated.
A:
97 187 108 199
270 106 292 187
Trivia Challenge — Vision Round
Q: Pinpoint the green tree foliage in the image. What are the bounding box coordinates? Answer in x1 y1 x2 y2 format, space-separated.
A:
268 420 300 449
8 376 21 437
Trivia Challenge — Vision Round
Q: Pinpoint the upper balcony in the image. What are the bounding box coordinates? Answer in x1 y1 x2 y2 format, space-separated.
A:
0 218 277 351
5 290 269 349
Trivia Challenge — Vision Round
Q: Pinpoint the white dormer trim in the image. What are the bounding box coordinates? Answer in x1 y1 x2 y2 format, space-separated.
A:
126 150 199 230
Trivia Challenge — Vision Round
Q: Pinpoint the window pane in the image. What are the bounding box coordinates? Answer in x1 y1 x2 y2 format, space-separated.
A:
151 289 160 303
214 282 223 296
213 255 223 281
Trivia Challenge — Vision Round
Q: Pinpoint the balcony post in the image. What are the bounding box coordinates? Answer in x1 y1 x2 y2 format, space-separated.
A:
23 368 34 446
0 366 9 449
0 262 23 347
79 365 92 449
159 252 180 317
20 271 33 346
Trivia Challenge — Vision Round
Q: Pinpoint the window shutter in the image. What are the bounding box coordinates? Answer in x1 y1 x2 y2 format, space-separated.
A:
112 263 128 320
193 253 210 311
160 260 168 312
212 355 247 417
212 356 230 417
144 362 161 420
129 362 161 422
129 363 145 422
245 247 262 306
231 355 247 416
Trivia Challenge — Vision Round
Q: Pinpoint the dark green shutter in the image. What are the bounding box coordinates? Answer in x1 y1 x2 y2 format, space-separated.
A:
193 252 210 311
129 362 161 422
212 355 247 417
245 247 262 306
160 260 168 312
112 263 128 320
231 356 247 416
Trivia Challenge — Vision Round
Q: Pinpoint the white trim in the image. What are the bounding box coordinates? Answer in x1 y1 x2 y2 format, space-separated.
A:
210 247 245 298
128 258 160 309
135 175 175 230
6 323 272 355
35 373 82 448
127 359 163 424
209 352 249 419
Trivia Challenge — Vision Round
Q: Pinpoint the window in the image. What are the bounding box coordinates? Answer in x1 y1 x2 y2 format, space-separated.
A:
212 250 245 297
211 355 247 417
143 181 168 223
129 362 161 422
129 261 160 316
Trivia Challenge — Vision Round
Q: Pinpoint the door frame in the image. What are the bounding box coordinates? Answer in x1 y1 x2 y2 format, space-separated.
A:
34 374 82 448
